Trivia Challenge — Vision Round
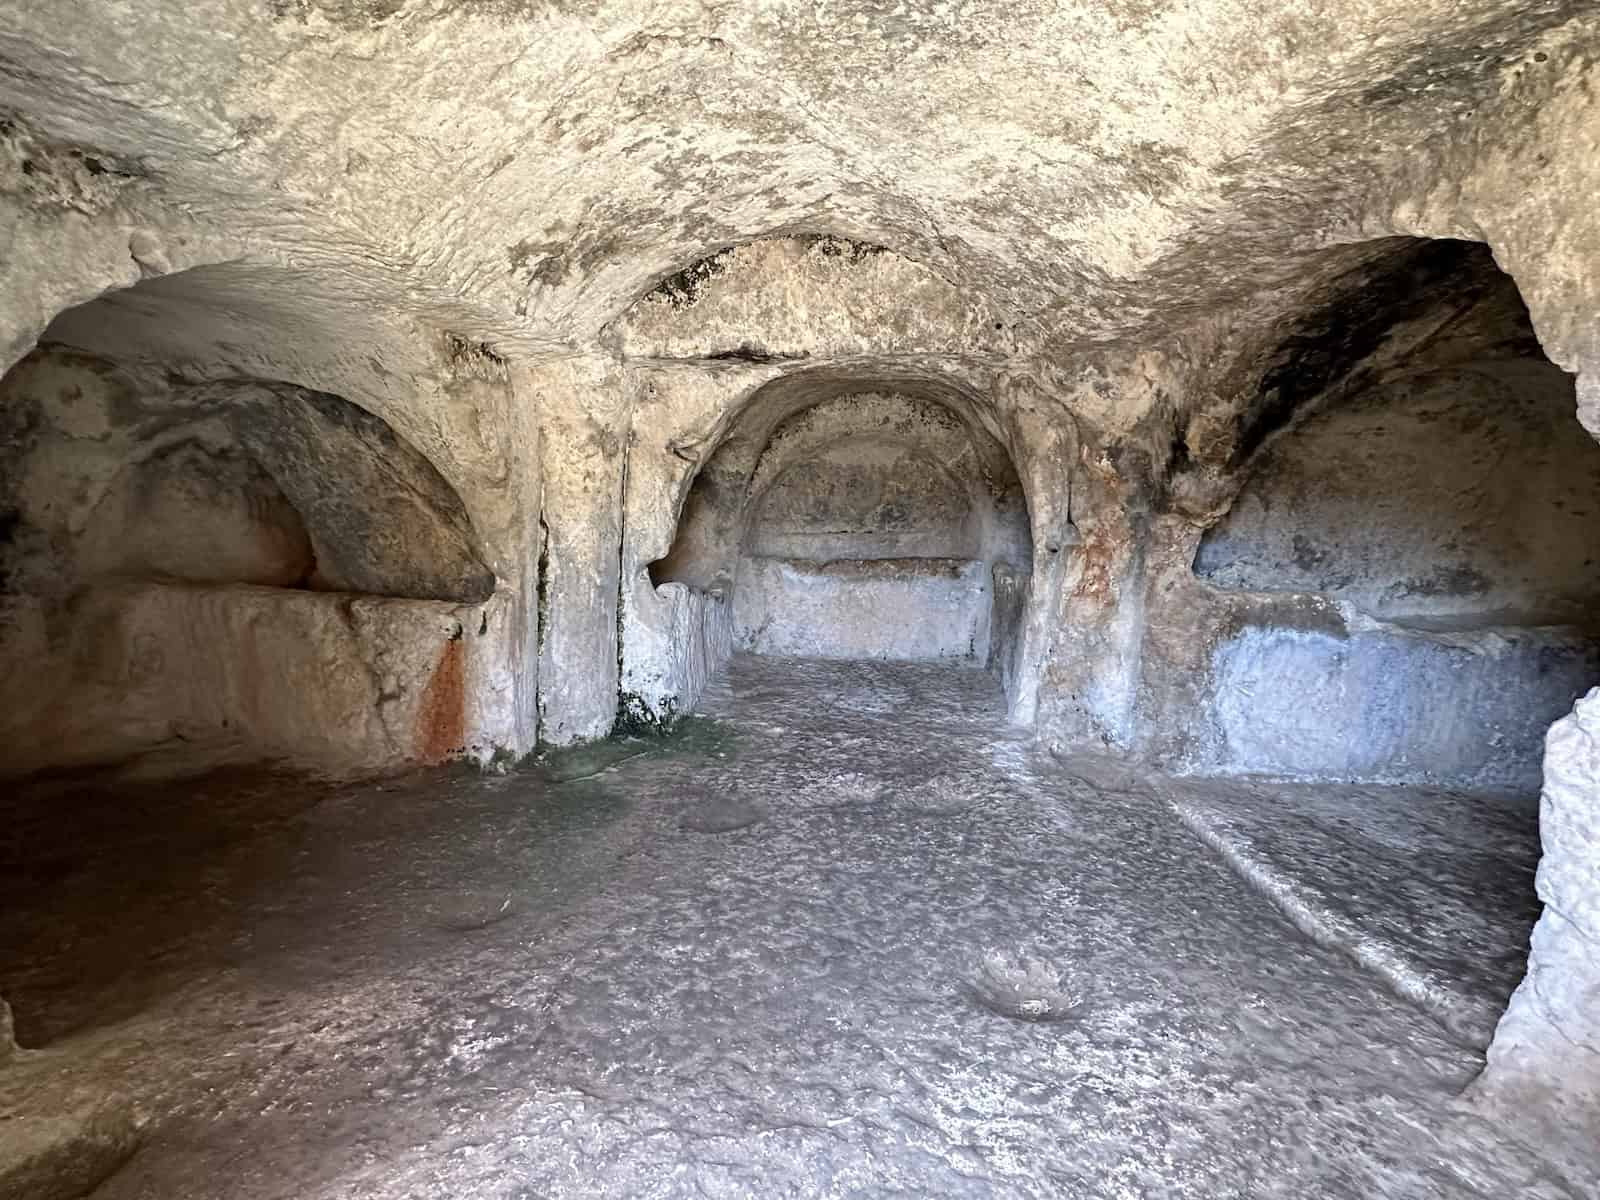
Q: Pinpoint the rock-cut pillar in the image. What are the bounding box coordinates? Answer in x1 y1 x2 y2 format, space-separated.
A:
1479 686 1600 1148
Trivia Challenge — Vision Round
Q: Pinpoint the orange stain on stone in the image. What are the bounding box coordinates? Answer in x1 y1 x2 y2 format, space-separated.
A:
416 635 466 763
1073 527 1122 602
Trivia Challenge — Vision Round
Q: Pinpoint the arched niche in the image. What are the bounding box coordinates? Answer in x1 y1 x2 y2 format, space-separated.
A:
631 368 1035 719
1134 236 1600 1126
0 270 507 778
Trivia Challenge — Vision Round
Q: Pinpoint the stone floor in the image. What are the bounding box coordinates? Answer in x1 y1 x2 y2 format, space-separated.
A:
0 655 1588 1198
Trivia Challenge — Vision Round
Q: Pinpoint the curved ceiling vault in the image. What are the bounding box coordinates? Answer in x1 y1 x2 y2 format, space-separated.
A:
1 1 1590 370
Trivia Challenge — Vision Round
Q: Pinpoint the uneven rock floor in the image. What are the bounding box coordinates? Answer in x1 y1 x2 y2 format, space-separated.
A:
0 655 1586 1198
1168 778 1540 1048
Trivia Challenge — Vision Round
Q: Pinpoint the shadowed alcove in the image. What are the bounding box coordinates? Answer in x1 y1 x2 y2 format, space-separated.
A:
1135 237 1600 1060
650 373 1033 690
0 267 497 779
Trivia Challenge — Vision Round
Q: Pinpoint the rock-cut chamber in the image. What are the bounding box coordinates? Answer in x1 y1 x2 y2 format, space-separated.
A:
651 385 1033 682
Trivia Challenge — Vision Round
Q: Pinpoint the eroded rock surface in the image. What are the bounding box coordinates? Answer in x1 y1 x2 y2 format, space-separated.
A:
1480 687 1600 1158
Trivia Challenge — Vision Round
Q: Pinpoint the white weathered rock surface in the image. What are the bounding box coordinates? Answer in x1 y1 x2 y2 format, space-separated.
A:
1481 687 1600 1150
0 583 515 777
734 556 995 662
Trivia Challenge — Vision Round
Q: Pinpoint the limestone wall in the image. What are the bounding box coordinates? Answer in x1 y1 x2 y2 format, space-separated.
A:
0 583 514 777
0 342 530 775
733 557 994 662
1195 364 1600 626
1134 357 1600 789
1478 688 1600 1156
